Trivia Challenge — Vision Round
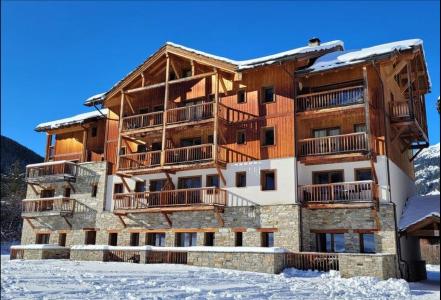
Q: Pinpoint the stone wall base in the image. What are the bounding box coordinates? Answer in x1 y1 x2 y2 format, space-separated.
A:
338 253 398 279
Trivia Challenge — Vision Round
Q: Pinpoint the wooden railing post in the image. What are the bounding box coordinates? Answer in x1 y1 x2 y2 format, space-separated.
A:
160 54 170 167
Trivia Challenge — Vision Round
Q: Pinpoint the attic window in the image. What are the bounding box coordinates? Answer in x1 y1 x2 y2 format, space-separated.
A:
237 90 246 103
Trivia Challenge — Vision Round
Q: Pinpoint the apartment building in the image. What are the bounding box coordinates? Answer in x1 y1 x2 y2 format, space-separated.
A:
17 38 430 279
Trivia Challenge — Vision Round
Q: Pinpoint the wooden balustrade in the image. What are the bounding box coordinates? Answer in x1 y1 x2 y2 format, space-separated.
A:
164 144 214 164
145 251 188 264
122 111 163 131
26 161 78 182
118 151 161 170
284 252 339 271
297 86 364 112
167 102 214 124
10 249 25 260
104 250 141 263
22 197 76 215
298 180 375 203
390 97 428 135
299 132 367 156
113 187 226 211
49 152 83 162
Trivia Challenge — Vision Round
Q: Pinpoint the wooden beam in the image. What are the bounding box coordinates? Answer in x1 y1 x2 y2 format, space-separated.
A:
63 216 72 229
28 183 40 196
162 212 172 227
67 181 76 193
407 230 439 237
82 128 88 162
160 54 171 166
126 95 136 114
141 71 146 87
45 134 52 162
191 60 195 76
24 218 35 229
220 76 228 94
164 172 175 189
120 177 132 192
216 166 226 186
213 69 219 163
115 92 125 170
407 62 414 117
116 214 127 228
170 58 180 79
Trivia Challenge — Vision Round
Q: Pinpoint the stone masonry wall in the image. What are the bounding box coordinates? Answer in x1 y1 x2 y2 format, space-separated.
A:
338 253 398 279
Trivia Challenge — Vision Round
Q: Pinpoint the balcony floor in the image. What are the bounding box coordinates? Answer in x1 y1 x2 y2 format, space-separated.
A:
299 153 369 165
304 202 375 210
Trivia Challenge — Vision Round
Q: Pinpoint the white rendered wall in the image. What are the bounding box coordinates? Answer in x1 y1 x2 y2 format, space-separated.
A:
105 157 296 209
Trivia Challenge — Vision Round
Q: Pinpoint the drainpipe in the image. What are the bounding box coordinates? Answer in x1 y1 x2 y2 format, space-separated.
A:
372 61 408 279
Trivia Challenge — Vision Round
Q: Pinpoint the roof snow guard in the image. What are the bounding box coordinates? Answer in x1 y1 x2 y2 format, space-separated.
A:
35 109 109 132
399 194 440 232
297 39 424 75
83 40 344 106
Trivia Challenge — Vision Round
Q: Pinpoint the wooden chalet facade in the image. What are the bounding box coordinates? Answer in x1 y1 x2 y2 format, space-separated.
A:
17 38 431 279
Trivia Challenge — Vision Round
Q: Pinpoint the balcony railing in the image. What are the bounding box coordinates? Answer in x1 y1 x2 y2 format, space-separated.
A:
122 111 163 132
167 102 214 124
298 180 375 204
299 132 368 156
119 151 161 171
164 144 214 165
390 98 428 135
113 187 226 211
21 197 76 216
49 152 83 162
297 86 364 112
26 161 78 183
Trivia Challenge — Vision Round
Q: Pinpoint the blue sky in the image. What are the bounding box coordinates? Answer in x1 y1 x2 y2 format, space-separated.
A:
2 1 440 156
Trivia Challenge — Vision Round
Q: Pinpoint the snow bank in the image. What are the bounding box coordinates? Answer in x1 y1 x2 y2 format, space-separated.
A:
11 244 66 250
35 108 108 131
301 39 423 74
71 244 287 253
399 194 440 231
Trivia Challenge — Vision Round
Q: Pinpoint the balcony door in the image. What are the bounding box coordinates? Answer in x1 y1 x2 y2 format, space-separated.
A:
178 176 202 204
180 137 202 162
312 171 344 202
184 100 204 121
149 179 167 206
313 127 341 154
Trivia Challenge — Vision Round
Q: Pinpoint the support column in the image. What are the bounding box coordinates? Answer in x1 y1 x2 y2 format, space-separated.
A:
407 63 414 118
213 69 219 163
45 134 52 161
82 128 88 162
160 54 171 166
115 92 125 170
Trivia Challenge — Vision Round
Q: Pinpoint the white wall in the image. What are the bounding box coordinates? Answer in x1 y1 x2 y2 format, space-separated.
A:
105 157 297 208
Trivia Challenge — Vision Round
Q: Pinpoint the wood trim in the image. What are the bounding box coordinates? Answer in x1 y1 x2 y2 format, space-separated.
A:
353 229 378 233
171 228 220 233
256 228 279 232
260 85 276 104
260 126 276 147
160 54 170 166
310 229 348 234
231 227 247 232
106 229 122 233
82 228 100 231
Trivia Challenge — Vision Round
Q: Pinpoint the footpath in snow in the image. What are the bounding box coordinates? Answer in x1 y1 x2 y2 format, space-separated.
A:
1 255 439 299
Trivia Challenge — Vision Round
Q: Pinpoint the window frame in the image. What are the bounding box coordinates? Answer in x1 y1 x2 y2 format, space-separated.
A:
114 183 124 194
108 232 118 246
261 169 276 191
204 232 215 246
235 232 243 247
36 233 50 244
58 233 67 247
354 168 373 181
261 126 276 147
261 232 275 247
236 129 247 145
237 89 247 104
84 230 97 245
359 233 376 253
354 123 367 133
235 172 247 188
261 86 275 104
130 232 140 246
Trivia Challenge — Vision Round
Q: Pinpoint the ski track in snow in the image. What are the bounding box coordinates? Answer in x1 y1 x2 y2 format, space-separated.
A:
2 256 436 300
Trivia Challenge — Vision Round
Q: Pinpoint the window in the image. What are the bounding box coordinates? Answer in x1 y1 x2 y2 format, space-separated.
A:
41 189 55 198
91 184 98 197
150 179 166 192
206 175 219 188
204 232 215 246
360 233 375 253
261 232 274 247
91 127 97 137
146 233 166 247
355 169 372 181
261 86 275 103
316 233 345 253
63 187 71 198
114 183 124 194
135 181 146 192
137 144 147 153
261 127 275 146
58 233 67 247
354 123 367 133
119 146 127 155
261 170 276 191
130 232 140 246
236 172 247 188
237 90 246 103
235 232 243 247
313 127 340 138
175 232 197 247
85 230 96 245
108 233 118 246
36 233 50 244
139 107 149 114
236 130 246 145
313 171 344 184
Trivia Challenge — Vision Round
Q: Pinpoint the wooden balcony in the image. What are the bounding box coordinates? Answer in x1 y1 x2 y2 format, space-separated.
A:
164 144 214 165
21 197 76 217
167 102 214 125
119 151 161 171
113 187 226 213
298 180 376 207
26 161 78 183
122 111 163 132
390 98 428 145
299 132 368 157
296 86 364 112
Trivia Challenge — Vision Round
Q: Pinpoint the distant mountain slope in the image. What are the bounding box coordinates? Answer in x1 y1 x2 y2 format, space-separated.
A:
1 135 43 174
1 135 43 242
415 143 440 195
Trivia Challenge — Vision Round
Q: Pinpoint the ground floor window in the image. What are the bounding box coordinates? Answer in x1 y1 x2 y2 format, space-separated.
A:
204 232 215 246
175 232 197 247
316 233 345 253
146 233 166 247
85 230 96 245
235 232 243 247
36 233 50 244
130 232 140 246
261 232 274 247
108 233 118 246
359 233 375 253
58 233 67 247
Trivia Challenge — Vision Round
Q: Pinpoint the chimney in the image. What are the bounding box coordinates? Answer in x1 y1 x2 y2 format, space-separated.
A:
308 37 321 47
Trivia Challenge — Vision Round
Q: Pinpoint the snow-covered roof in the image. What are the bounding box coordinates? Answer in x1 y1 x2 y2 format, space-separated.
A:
399 194 440 232
299 39 424 74
83 40 343 106
35 108 108 132
11 244 67 250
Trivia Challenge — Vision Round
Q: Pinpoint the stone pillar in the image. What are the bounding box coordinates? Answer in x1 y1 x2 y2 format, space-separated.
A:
243 229 260 247
344 231 360 253
165 232 175 247
215 229 235 246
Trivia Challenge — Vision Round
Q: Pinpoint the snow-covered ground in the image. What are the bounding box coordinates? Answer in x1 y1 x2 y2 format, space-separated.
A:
1 256 439 299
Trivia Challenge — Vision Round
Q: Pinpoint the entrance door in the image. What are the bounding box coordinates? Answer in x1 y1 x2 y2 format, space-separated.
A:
178 176 202 204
